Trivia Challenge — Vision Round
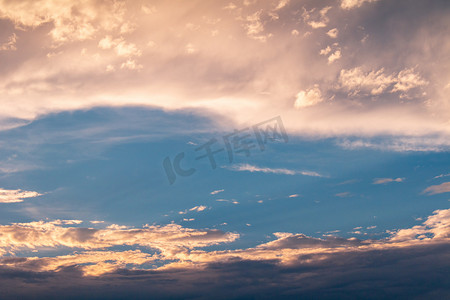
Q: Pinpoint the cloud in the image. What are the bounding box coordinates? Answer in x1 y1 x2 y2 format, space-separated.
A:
294 85 324 108
423 182 450 195
0 220 239 266
326 28 338 38
373 178 404 184
210 189 224 195
0 188 42 203
274 0 289 11
335 192 351 197
302 6 332 29
340 0 379 10
227 164 323 177
0 0 449 149
0 0 130 43
339 67 427 96
178 205 208 215
338 137 450 152
0 33 17 51
0 209 447 298
327 49 341 63
434 173 450 179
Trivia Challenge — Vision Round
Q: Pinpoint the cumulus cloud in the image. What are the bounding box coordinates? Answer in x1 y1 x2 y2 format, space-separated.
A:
294 85 324 108
0 0 130 43
327 49 341 63
423 182 450 195
326 28 338 38
339 67 427 96
0 188 42 203
302 6 332 29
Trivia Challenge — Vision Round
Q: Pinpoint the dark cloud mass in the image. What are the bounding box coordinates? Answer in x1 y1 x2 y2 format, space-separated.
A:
0 243 448 299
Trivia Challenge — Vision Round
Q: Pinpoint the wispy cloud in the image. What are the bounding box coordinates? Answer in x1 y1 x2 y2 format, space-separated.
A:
178 205 208 215
0 188 42 203
335 192 351 198
373 178 404 185
423 182 450 195
210 189 224 195
433 173 450 179
227 164 323 177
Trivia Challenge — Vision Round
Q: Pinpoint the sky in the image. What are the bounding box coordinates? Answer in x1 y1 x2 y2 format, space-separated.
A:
0 0 449 299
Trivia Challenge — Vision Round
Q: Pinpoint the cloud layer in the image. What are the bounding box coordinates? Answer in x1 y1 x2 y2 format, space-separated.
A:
0 208 448 298
0 0 449 149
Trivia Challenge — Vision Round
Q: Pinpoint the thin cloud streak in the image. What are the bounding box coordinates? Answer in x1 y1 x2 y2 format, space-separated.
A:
227 164 324 177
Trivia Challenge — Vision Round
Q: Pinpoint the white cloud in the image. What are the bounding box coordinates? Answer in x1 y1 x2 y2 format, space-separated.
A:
294 85 324 108
319 46 332 56
433 173 450 179
338 137 450 152
0 188 42 203
0 0 129 43
423 182 450 195
244 10 271 42
339 67 427 96
328 49 341 63
326 28 339 38
0 209 449 275
302 6 332 29
228 164 323 177
340 0 379 10
211 189 224 195
274 0 290 11
0 0 448 147
179 205 208 214
372 178 404 184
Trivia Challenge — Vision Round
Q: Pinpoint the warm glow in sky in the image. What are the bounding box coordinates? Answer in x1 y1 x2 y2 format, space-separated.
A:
0 0 449 299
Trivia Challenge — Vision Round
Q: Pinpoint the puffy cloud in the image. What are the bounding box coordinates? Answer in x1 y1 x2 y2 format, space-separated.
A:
294 85 324 108
327 49 341 63
302 6 332 29
339 67 427 96
326 28 338 38
0 221 239 259
0 188 42 203
0 0 130 43
423 182 450 195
